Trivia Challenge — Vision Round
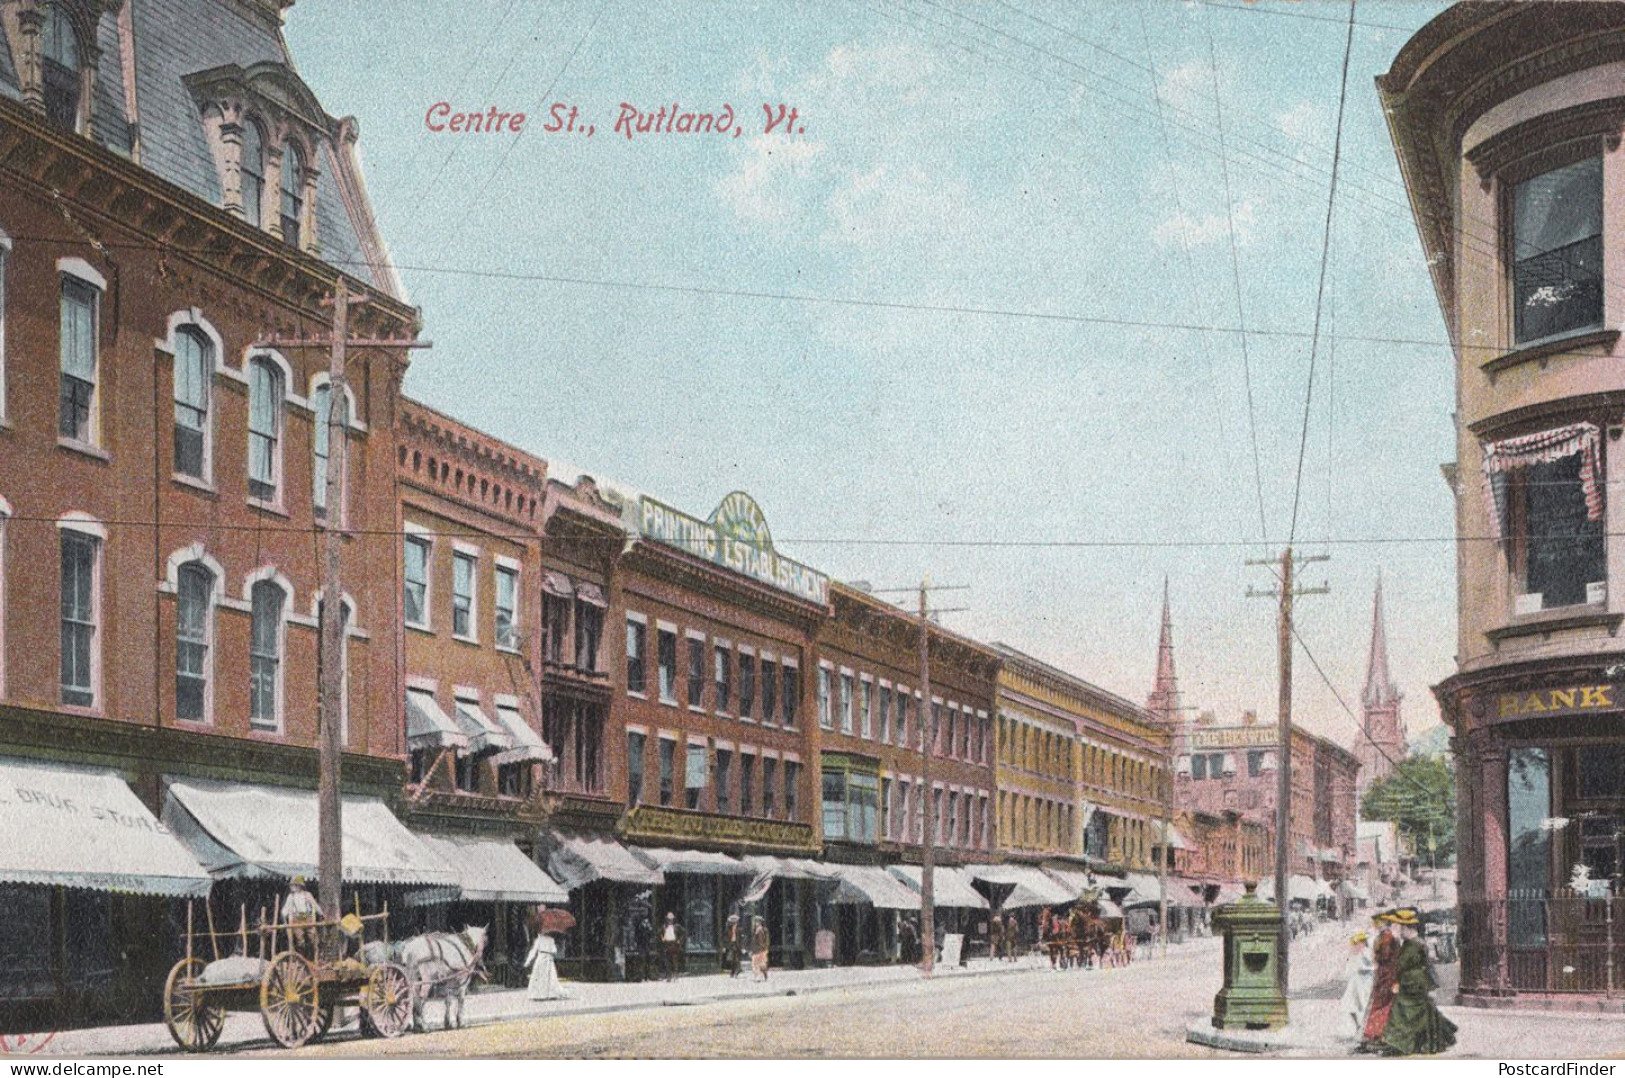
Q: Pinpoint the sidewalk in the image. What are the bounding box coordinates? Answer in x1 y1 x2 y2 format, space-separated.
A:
38 950 1075 1056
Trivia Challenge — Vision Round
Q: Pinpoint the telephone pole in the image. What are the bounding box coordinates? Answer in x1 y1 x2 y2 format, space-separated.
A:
255 278 429 920
1245 546 1328 993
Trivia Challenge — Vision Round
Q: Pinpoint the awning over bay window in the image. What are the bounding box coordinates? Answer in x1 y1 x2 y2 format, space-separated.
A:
574 582 608 608
405 688 468 752
490 703 553 767
1482 422 1602 542
542 571 575 597
453 697 513 755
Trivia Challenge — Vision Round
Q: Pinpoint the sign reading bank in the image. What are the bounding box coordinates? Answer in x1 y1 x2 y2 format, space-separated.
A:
638 492 830 605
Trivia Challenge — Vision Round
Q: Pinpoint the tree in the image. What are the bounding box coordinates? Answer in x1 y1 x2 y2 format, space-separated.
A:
1361 754 1456 865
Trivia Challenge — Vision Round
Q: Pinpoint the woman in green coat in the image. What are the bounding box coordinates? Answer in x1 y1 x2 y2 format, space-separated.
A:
1380 911 1458 1056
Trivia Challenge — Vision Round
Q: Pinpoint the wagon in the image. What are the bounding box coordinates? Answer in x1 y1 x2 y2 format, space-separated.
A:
161 899 414 1051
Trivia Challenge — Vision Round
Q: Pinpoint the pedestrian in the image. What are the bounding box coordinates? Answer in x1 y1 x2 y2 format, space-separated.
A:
1360 911 1402 1050
750 917 771 981
1379 909 1458 1056
525 928 570 1001
659 911 685 982
989 914 1003 962
1004 916 1021 961
899 916 919 964
280 876 319 957
1340 931 1374 1041
723 913 742 977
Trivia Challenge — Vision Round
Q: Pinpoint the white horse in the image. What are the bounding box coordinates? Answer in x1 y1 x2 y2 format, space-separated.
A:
368 926 487 1032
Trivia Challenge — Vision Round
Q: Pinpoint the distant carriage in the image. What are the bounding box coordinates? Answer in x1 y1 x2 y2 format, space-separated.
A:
161 899 414 1051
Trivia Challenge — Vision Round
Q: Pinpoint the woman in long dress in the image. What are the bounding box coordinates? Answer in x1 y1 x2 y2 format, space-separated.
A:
1380 913 1458 1056
526 931 571 1001
1341 932 1375 1041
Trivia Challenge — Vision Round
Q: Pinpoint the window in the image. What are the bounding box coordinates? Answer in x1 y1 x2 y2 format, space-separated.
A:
687 637 705 707
543 593 568 663
494 566 518 650
657 628 677 703
0 233 8 420
626 730 646 806
761 660 777 725
839 673 854 734
574 599 602 671
1191 754 1207 781
740 753 755 816
311 384 345 520
879 687 893 744
715 748 732 813
59 276 97 443
897 694 909 747
241 121 265 226
851 772 878 843
1511 156 1602 345
762 757 777 818
454 751 480 793
947 791 959 848
403 536 430 628
1519 453 1605 609
41 5 80 131
782 663 798 727
657 738 675 805
498 761 529 798
249 580 283 730
861 681 874 739
452 552 476 639
247 357 282 502
738 651 755 720
173 328 211 480
818 667 832 730
821 768 846 841
685 743 707 810
1247 750 1263 778
881 777 893 838
175 563 213 721
280 141 304 247
626 618 646 694
785 760 800 819
59 530 98 707
713 645 731 712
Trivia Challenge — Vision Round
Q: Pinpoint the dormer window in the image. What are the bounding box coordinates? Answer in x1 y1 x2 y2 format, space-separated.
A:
240 121 266 227
41 5 80 132
280 141 304 247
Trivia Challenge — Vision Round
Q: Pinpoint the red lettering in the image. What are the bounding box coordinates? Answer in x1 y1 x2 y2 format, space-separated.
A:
425 101 450 132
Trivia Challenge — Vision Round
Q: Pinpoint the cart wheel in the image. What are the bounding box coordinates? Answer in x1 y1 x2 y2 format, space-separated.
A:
309 1000 336 1043
260 952 321 1049
360 963 413 1039
163 958 224 1052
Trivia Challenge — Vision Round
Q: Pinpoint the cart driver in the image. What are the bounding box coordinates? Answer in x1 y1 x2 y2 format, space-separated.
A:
282 876 320 955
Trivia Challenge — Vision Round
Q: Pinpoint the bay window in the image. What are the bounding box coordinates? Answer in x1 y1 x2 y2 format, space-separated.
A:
1511 156 1602 346
1484 423 1606 611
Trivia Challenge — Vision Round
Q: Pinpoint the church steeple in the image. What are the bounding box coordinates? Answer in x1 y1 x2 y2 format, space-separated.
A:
1146 578 1182 725
1362 573 1401 711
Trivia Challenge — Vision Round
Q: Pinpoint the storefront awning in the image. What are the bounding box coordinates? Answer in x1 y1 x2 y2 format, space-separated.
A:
1042 867 1093 901
405 688 469 752
828 864 922 910
490 704 553 767
969 864 1075 908
887 865 989 909
162 777 456 886
1256 875 1327 903
412 833 567 903
630 847 755 876
739 856 840 903
542 831 663 890
453 698 513 755
0 757 212 897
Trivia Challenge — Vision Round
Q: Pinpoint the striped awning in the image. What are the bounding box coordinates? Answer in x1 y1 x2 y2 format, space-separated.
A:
406 688 468 752
453 698 513 755
490 704 552 767
542 831 663 889
411 833 567 903
1482 422 1601 542
828 864 922 910
887 864 988 909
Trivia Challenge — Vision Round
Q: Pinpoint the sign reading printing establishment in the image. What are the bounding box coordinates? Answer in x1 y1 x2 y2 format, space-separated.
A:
637 492 830 605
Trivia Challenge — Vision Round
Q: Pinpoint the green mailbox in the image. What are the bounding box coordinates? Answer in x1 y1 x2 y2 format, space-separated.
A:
1210 881 1288 1030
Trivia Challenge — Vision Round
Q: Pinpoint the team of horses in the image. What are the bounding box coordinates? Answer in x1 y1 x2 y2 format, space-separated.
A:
1042 902 1133 969
362 925 488 1032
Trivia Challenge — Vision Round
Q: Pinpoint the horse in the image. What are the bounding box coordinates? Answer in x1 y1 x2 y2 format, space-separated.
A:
370 926 487 1032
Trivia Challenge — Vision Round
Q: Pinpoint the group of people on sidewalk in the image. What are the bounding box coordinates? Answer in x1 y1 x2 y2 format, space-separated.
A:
722 913 773 981
1340 906 1457 1056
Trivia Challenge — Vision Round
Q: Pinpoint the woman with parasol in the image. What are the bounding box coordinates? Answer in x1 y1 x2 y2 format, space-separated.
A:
525 906 576 1001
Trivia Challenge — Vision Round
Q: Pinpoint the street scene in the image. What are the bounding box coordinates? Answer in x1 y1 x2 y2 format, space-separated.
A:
0 0 1622 1062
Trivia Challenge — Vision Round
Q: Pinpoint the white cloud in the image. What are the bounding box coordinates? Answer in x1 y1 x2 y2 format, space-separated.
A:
714 135 825 225
1154 200 1256 249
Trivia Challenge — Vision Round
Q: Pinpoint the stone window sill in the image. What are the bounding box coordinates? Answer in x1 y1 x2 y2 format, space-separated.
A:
58 436 110 462
1481 328 1619 376
1485 607 1622 645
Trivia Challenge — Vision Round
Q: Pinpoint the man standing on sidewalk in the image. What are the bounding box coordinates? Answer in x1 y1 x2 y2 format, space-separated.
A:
660 912 686 981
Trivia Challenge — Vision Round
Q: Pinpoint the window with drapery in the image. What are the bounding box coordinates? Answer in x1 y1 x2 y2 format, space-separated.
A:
249 580 283 729
247 357 282 502
1511 156 1602 345
1483 422 1605 611
175 562 213 721
173 327 211 480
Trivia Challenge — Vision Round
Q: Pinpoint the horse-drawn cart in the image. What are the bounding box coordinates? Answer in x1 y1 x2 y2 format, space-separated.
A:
162 900 414 1051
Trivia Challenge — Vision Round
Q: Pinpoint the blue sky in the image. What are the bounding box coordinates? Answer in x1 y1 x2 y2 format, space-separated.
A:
285 0 1457 749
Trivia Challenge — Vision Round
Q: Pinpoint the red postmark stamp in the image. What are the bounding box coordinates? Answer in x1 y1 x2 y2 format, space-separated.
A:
0 1030 58 1054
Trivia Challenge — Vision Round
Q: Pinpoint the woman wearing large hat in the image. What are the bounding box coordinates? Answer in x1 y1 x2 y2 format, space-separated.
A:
1359 910 1402 1050
1379 908 1457 1056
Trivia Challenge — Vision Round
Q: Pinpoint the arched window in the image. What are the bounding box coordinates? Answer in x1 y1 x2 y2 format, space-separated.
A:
250 580 284 731
173 327 212 480
310 382 346 520
280 141 304 247
240 120 265 226
175 562 213 721
41 5 80 131
247 356 282 503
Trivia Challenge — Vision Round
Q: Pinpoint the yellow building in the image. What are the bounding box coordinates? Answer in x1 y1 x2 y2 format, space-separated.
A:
993 646 1169 874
